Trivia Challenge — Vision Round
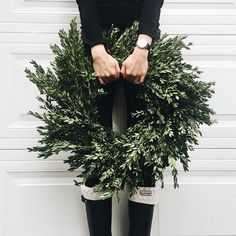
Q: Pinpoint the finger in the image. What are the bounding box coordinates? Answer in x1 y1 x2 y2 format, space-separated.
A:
133 76 140 84
126 70 133 83
125 62 136 82
107 64 118 81
115 62 121 79
99 70 110 84
108 73 116 82
104 67 111 77
98 77 105 86
102 76 110 84
130 68 139 84
94 69 102 79
105 76 113 83
109 65 118 81
139 74 146 84
128 77 133 83
125 68 131 78
121 63 126 79
103 69 113 82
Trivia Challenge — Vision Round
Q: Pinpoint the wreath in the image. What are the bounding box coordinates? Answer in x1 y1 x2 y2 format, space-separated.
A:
25 17 216 201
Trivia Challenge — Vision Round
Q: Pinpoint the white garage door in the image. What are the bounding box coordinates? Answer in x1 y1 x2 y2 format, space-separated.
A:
0 0 236 236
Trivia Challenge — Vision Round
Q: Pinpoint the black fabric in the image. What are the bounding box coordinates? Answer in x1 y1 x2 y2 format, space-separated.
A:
96 77 146 129
75 0 164 48
81 195 112 236
85 77 156 188
128 200 154 236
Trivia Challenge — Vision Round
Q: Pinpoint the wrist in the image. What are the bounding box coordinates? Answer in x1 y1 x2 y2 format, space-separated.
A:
135 36 152 52
90 44 107 59
133 46 149 57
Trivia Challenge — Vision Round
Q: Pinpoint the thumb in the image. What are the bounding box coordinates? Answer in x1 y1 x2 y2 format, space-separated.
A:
115 62 121 78
139 74 146 84
121 62 126 79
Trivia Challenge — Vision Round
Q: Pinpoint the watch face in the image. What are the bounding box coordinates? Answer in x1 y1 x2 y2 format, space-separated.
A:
138 39 147 48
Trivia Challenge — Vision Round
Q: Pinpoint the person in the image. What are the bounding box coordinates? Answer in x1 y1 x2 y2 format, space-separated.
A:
75 0 165 235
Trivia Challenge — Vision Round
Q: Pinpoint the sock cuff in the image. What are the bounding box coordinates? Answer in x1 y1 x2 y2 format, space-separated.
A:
80 184 108 201
128 186 159 205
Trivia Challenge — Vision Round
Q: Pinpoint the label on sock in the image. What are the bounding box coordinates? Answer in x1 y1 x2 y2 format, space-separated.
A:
140 189 152 196
93 186 100 192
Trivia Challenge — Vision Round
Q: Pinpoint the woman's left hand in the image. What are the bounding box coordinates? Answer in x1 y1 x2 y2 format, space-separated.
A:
121 47 149 84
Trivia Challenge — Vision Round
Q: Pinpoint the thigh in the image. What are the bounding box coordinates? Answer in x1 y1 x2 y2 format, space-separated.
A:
123 81 146 129
95 80 117 129
123 81 156 187
86 80 117 187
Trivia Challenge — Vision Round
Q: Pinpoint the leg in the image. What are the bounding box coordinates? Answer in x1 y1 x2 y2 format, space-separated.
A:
83 80 117 186
127 165 158 236
81 188 112 236
123 80 146 129
124 80 156 186
123 81 159 236
80 80 118 236
127 161 158 236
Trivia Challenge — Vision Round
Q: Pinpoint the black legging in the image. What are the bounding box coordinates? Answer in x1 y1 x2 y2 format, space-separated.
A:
85 77 156 188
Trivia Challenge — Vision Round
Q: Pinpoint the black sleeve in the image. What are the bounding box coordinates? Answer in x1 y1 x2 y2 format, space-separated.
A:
137 0 164 41
75 0 105 48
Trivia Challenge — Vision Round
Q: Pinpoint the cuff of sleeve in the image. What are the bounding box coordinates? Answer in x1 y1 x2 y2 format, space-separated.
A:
81 29 106 48
137 28 161 41
89 40 106 48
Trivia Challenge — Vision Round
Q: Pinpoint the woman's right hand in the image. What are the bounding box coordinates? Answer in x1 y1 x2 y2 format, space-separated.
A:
91 44 120 85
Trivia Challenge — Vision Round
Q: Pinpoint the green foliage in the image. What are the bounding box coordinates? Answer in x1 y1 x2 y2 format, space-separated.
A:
25 17 216 201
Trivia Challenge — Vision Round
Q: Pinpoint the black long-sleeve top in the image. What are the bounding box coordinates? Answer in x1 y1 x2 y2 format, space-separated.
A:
75 0 164 49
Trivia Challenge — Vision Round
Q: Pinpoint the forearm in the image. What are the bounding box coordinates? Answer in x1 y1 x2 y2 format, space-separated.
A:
90 44 107 60
138 0 164 41
76 0 105 47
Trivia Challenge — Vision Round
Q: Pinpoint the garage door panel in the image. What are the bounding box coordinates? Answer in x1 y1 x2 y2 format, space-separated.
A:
0 43 53 141
0 164 84 236
159 177 236 236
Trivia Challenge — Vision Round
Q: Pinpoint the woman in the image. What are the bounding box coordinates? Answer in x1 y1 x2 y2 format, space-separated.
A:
75 0 165 235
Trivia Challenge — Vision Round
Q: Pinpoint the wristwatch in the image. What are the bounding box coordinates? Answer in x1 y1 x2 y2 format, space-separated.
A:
135 38 151 51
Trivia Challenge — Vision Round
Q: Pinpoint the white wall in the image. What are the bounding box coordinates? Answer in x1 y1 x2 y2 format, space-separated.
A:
0 0 236 235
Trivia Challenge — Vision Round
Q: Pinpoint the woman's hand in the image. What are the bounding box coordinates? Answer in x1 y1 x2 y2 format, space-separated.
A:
121 46 149 84
91 44 120 86
121 34 152 84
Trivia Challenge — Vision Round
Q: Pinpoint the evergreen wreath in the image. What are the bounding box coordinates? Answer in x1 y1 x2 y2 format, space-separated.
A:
25 17 216 201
